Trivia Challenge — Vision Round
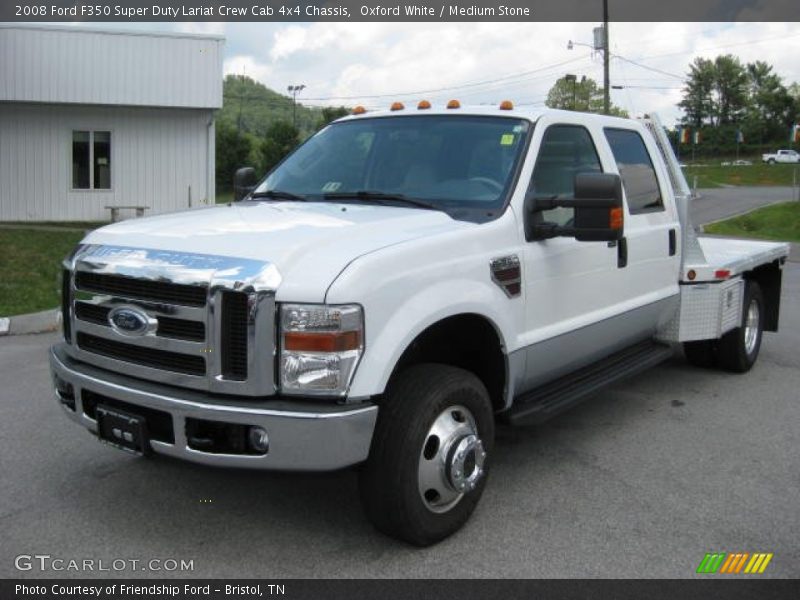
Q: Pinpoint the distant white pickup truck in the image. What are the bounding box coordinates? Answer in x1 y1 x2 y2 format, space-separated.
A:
52 106 789 546
762 149 800 164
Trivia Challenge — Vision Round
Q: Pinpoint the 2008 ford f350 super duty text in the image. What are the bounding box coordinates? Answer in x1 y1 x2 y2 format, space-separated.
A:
51 105 789 545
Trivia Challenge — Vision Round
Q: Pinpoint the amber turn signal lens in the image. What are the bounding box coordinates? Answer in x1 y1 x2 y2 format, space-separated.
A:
417 100 431 109
284 331 361 353
446 99 461 109
352 106 366 115
609 207 624 230
499 100 514 110
390 101 405 111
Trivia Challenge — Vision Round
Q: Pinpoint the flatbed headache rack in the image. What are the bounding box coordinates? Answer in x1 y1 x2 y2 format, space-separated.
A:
640 114 789 283
640 114 790 344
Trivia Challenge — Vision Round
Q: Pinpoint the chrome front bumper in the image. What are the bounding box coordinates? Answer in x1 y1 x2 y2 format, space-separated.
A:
50 344 377 471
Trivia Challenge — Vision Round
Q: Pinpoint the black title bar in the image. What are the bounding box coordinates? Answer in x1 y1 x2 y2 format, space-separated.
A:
3 579 800 600
3 0 800 23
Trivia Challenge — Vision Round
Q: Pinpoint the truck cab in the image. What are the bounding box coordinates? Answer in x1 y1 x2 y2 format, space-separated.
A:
52 104 789 546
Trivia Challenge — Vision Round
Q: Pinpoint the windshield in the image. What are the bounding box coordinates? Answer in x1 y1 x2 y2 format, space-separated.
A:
254 115 531 221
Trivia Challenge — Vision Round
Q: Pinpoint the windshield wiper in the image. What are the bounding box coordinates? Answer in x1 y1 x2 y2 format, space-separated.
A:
249 189 307 201
322 191 438 211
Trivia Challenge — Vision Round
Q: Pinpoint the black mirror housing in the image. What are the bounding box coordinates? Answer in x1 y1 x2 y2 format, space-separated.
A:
524 172 624 243
573 173 624 242
233 167 258 201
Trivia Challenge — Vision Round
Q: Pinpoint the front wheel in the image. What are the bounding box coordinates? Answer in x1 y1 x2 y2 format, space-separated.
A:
716 282 764 372
359 364 495 546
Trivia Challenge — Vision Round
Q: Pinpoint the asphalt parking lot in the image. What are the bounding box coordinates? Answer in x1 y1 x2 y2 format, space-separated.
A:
1 192 798 579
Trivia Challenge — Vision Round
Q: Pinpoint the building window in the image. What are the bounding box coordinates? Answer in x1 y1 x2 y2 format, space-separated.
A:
72 131 111 190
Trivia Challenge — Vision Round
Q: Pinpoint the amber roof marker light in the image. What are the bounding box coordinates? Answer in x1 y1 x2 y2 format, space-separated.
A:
352 106 367 115
499 100 514 110
417 100 432 110
390 101 405 111
446 99 461 109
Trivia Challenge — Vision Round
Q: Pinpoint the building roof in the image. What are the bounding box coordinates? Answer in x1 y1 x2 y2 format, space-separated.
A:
0 25 224 109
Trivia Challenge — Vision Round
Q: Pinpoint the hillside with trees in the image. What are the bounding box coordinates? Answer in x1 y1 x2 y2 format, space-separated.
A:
215 75 348 193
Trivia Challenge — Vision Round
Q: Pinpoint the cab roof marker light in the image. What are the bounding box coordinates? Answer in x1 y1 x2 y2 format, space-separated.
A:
446 99 461 109
417 100 432 110
499 100 514 110
390 101 405 111
352 106 367 115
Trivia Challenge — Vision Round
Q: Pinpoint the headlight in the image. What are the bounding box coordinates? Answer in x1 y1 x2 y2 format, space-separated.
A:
279 304 364 397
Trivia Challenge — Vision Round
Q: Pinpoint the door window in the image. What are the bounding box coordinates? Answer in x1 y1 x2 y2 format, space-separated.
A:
604 128 663 213
529 125 602 226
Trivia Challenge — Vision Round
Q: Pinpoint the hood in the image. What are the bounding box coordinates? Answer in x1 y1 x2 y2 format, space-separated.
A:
83 201 470 301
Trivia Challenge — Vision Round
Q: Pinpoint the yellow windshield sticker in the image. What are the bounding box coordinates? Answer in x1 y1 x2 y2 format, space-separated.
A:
500 134 515 145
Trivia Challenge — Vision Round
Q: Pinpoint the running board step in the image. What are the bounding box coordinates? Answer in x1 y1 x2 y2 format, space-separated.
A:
504 341 674 426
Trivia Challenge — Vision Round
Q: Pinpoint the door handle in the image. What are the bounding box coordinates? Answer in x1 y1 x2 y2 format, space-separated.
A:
617 237 628 268
668 229 677 256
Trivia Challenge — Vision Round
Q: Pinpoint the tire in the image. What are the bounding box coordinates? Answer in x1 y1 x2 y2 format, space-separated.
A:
359 363 495 546
716 282 764 373
683 339 718 368
767 159 775 165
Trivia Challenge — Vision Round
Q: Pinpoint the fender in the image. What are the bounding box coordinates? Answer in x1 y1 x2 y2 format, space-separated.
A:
324 210 526 403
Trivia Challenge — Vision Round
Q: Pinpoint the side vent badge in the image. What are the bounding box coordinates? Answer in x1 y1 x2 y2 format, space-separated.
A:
490 255 521 298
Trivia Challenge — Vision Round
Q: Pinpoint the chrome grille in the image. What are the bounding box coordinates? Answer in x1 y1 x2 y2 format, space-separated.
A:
77 332 206 376
75 271 207 306
74 301 205 342
63 245 281 397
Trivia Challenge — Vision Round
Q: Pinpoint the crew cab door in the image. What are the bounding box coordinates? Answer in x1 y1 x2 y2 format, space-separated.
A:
516 116 679 392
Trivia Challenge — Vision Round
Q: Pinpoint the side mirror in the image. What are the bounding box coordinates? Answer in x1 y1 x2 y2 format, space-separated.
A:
524 172 624 243
233 167 258 201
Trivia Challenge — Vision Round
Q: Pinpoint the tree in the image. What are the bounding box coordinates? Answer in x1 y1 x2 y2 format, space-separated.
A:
713 55 748 126
260 120 300 175
680 55 747 127
316 106 350 131
679 57 716 127
545 76 627 117
215 120 253 192
744 61 794 143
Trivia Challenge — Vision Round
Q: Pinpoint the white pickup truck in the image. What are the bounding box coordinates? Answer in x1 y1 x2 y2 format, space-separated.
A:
762 149 800 164
52 105 789 546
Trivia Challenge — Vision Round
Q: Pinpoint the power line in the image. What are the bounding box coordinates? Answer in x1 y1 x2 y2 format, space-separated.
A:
300 55 591 101
636 31 800 62
611 54 686 81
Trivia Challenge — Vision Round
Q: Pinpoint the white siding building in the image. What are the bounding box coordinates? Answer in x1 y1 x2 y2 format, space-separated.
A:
0 25 223 221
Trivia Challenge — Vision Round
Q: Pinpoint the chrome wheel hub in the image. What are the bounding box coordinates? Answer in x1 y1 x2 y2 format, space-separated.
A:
744 299 760 355
418 405 486 514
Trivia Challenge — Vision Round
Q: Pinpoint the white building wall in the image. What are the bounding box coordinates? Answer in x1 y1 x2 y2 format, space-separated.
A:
0 25 223 109
0 103 214 221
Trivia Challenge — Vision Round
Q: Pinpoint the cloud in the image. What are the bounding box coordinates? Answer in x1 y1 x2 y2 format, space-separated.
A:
62 21 800 126
223 54 273 82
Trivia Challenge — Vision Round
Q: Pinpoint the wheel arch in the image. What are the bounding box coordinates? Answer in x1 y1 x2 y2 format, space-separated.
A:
743 260 783 332
384 313 509 413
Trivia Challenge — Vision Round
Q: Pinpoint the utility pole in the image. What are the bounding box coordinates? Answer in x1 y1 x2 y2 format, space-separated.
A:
565 74 577 110
602 0 610 115
287 84 306 128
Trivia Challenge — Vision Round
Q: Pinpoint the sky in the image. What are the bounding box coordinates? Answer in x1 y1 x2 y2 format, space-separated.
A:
64 21 800 126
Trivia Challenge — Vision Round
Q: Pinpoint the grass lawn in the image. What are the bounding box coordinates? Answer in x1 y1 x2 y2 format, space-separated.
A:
704 202 800 243
216 190 234 204
0 228 86 316
0 221 106 230
682 162 800 189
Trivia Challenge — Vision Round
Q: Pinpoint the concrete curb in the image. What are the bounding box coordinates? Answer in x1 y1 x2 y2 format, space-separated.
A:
0 309 61 336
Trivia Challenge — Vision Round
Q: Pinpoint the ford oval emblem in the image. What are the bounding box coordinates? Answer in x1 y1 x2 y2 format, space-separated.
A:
108 307 152 337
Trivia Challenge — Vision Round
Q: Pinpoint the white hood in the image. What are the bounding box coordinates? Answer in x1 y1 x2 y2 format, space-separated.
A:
83 201 469 301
